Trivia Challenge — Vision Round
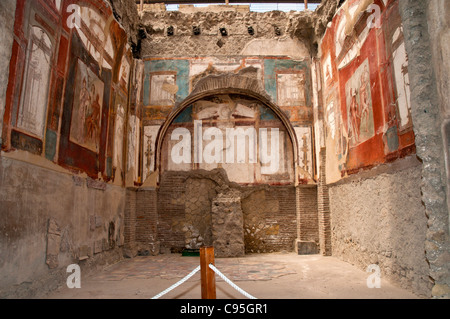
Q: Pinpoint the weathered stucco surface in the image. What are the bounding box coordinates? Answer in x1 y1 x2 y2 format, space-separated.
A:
0 155 126 298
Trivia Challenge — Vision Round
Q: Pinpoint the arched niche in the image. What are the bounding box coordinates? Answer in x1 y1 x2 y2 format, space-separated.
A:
154 72 300 186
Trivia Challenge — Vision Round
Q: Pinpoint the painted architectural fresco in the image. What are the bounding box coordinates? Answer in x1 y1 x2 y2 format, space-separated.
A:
264 58 313 126
127 114 140 183
112 92 127 179
2 0 134 182
160 94 295 185
294 126 314 183
142 56 315 185
143 125 159 180
320 0 415 184
17 26 53 139
2 2 59 156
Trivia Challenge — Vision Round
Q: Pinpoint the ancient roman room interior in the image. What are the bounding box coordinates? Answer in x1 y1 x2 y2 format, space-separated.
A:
0 0 449 299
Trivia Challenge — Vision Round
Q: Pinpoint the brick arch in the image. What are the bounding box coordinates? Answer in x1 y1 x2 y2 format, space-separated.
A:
154 72 300 185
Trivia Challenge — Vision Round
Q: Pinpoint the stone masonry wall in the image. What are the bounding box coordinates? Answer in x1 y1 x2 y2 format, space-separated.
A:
137 0 339 59
424 0 450 298
328 157 431 297
211 189 245 258
140 10 313 58
399 0 450 298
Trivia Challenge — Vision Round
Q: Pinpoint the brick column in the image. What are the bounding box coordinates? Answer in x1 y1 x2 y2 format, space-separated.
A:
317 148 332 256
295 185 319 254
123 188 137 257
136 187 159 255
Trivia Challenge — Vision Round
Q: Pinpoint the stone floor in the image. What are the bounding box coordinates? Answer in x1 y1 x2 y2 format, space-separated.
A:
46 252 421 299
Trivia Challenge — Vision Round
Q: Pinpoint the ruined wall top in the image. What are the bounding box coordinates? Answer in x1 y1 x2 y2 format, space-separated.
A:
108 0 339 58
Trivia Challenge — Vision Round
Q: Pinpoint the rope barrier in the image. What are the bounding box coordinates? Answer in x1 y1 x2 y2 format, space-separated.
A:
150 262 258 300
151 265 201 299
208 263 258 299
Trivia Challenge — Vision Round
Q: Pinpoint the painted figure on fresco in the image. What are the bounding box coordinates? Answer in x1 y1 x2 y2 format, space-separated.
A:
349 88 361 141
113 101 125 170
345 59 374 147
359 65 370 134
70 59 104 152
86 85 101 150
77 77 90 142
145 134 154 177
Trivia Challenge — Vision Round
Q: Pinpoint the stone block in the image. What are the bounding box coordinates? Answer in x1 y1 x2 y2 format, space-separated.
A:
211 190 245 258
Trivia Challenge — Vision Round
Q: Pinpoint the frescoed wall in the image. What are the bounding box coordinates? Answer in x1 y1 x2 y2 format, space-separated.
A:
2 0 137 182
142 56 315 186
0 0 136 297
1 0 442 299
320 0 429 297
320 0 415 184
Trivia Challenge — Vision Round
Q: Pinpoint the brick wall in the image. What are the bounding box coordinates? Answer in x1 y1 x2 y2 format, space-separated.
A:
136 188 158 255
156 170 299 254
157 172 186 252
125 169 319 255
124 188 137 256
240 186 297 253
124 187 159 256
262 186 297 252
297 185 319 243
318 148 332 256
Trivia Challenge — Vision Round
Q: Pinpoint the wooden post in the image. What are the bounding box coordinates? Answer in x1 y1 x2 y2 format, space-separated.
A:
305 0 308 10
200 246 216 299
